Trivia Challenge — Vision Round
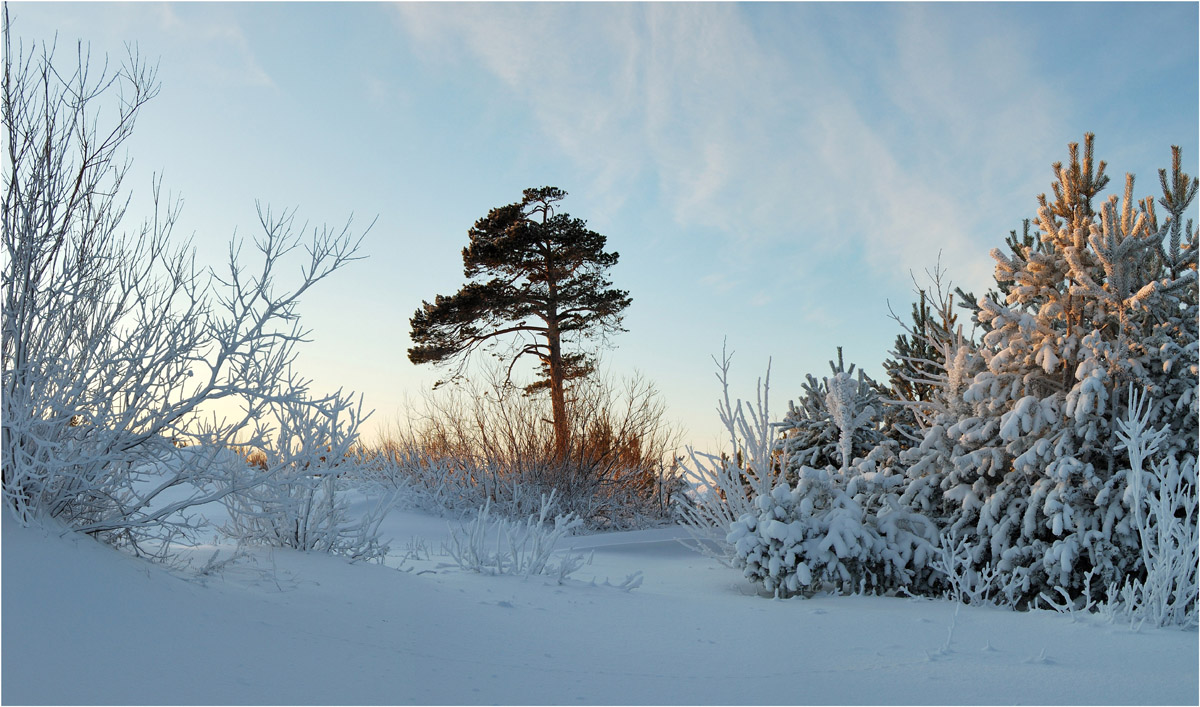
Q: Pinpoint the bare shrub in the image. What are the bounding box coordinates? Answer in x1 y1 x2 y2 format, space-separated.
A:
1 11 368 553
366 365 681 529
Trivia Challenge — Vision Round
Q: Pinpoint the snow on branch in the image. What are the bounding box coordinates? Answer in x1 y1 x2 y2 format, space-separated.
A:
675 342 784 562
1106 386 1198 628
446 490 589 581
1 20 372 555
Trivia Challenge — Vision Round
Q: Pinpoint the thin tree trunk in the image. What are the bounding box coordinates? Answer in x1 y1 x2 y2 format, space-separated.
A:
547 320 568 463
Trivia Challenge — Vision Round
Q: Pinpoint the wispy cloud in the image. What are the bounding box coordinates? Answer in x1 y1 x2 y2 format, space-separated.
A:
154 4 275 89
389 4 1082 301
394 4 646 208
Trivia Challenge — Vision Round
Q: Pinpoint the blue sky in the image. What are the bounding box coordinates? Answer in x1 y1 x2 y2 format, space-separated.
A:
9 2 1198 450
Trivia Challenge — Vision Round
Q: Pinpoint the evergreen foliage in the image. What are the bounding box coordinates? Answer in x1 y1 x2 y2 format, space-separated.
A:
883 269 962 448
408 187 631 459
913 134 1200 607
727 461 941 598
730 349 940 598
778 349 893 474
723 135 1198 622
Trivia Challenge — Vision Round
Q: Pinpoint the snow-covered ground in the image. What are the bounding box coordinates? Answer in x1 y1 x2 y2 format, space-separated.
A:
3 490 1197 706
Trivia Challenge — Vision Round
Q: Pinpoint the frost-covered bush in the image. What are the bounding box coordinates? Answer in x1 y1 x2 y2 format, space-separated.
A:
224 471 394 562
1101 455 1198 628
368 447 481 517
1 18 368 553
222 396 394 563
446 491 588 581
728 462 939 598
1099 389 1198 628
931 529 1012 606
676 345 785 562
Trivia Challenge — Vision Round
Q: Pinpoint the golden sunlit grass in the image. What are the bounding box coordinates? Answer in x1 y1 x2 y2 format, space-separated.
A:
359 366 684 528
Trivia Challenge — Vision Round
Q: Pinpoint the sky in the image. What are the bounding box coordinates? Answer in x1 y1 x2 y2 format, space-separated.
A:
7 1 1198 452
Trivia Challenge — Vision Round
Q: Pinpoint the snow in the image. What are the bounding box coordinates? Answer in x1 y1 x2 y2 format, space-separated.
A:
4 496 1197 706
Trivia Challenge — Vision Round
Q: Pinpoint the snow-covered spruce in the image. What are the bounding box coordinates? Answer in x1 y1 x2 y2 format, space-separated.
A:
778 351 891 474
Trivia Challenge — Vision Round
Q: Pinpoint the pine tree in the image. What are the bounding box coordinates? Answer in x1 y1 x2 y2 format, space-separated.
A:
779 348 891 473
408 187 632 460
883 267 963 448
900 135 1198 606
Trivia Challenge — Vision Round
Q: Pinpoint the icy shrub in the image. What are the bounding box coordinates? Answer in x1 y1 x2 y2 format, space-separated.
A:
1100 456 1198 628
1 24 367 553
1097 389 1198 628
728 465 939 598
362 444 482 517
930 529 1011 606
222 397 395 563
223 471 394 563
446 491 588 581
676 345 785 563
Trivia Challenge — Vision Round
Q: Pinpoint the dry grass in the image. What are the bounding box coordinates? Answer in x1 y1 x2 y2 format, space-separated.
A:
360 368 683 529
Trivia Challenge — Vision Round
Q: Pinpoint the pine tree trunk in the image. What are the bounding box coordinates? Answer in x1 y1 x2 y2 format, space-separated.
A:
547 321 569 464
542 224 569 467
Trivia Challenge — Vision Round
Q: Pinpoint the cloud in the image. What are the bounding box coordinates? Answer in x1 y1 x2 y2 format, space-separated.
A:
160 5 275 89
388 3 1076 300
394 4 647 205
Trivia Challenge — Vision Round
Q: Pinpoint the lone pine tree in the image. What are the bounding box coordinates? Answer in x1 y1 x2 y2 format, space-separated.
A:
408 187 631 460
